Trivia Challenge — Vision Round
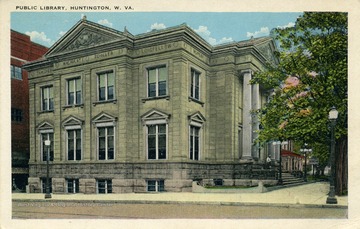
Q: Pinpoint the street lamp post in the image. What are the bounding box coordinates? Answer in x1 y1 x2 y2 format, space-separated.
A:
272 141 288 185
300 144 312 182
326 107 338 204
44 139 52 199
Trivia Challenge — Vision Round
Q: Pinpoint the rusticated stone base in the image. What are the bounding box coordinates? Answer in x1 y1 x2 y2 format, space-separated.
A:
28 162 277 193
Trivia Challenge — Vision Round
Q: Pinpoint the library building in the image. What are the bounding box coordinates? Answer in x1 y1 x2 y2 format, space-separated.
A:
23 17 280 194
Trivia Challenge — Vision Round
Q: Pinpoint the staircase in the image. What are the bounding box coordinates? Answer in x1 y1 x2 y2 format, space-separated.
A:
280 172 307 186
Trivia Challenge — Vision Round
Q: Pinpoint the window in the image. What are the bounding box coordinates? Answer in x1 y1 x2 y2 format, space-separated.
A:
41 133 54 161
147 124 167 160
67 129 81 161
11 65 22 80
98 72 114 101
67 78 82 105
188 112 206 161
189 126 200 160
98 126 114 160
147 66 167 97
41 178 52 193
147 180 164 192
190 69 200 100
97 179 112 194
41 86 54 111
11 108 23 122
67 179 79 193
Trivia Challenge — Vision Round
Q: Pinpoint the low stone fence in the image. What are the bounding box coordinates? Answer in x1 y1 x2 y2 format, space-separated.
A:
192 180 275 193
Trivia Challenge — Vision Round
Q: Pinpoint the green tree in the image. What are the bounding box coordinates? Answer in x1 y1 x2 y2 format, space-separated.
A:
252 12 347 195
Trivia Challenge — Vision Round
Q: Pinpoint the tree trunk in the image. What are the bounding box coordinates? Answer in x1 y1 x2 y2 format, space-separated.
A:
335 136 348 195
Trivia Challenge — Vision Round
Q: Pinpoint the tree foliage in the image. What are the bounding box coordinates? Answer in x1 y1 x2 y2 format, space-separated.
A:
252 12 348 193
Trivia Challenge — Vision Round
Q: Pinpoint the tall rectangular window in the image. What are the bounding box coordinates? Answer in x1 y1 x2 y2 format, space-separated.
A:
67 78 82 105
147 66 167 97
147 124 166 160
11 108 23 122
98 72 114 101
190 69 200 100
41 133 54 161
189 126 200 160
97 179 112 194
41 86 54 111
11 65 22 80
98 126 114 160
67 129 82 161
67 179 79 193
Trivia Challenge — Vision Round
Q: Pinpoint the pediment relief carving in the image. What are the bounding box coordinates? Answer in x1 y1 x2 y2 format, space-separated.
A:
46 21 126 56
63 29 114 52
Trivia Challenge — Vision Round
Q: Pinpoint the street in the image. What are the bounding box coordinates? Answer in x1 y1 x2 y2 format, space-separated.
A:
12 200 347 219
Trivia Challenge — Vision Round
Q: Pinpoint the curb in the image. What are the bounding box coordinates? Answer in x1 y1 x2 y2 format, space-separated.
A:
12 198 348 209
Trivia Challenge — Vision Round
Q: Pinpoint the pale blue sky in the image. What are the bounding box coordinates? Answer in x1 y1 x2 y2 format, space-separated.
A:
11 12 302 47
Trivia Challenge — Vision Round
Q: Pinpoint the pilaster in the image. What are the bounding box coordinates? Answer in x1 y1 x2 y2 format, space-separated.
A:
241 70 253 160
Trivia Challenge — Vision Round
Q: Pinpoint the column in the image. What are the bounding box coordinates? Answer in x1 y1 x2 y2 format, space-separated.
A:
251 83 261 159
241 70 253 159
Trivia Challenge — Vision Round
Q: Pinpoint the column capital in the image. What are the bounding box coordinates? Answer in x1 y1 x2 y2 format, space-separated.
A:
239 69 253 76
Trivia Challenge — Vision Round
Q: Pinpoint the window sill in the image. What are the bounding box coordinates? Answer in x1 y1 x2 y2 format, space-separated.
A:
142 95 170 103
37 110 54 114
188 97 205 106
62 104 84 110
93 99 117 106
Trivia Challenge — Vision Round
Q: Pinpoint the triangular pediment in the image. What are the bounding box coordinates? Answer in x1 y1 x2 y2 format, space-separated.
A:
255 39 279 65
46 19 127 57
62 115 84 127
188 111 206 123
92 112 117 124
37 121 53 130
141 109 170 121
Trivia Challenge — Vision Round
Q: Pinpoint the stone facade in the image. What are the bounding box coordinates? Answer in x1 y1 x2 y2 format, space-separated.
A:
23 18 278 194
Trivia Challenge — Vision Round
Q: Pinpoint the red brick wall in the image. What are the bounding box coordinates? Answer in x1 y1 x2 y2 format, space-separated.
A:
11 30 48 165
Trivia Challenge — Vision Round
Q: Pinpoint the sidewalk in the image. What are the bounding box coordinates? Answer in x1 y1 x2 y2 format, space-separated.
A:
12 182 347 208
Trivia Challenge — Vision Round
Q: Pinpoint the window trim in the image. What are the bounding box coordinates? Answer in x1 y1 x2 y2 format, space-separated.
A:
41 85 54 111
96 179 112 194
66 77 82 105
147 179 165 192
146 122 168 160
188 112 206 161
66 127 82 161
66 178 80 194
39 130 54 162
189 125 201 161
190 68 201 100
141 109 170 161
97 71 115 102
146 65 168 98
97 125 115 161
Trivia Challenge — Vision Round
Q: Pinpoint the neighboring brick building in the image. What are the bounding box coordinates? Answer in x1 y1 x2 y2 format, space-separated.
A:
23 18 279 194
11 30 48 191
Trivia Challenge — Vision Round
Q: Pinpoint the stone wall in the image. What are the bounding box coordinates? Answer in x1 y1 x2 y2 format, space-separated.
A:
28 162 277 193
